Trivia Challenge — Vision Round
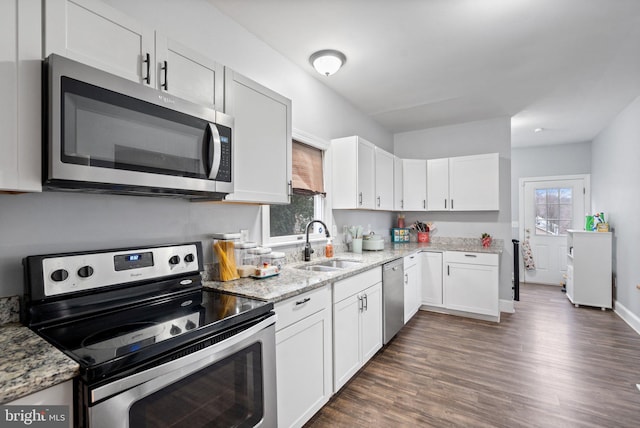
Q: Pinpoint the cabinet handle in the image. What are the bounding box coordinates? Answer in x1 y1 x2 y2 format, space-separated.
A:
464 254 477 258
401 200 404 209
377 196 381 207
143 53 151 84
451 199 454 210
423 200 426 209
161 60 168 90
444 199 447 209
358 295 363 312
295 297 311 306
447 265 450 276
363 293 368 311
404 273 408 284
359 192 363 206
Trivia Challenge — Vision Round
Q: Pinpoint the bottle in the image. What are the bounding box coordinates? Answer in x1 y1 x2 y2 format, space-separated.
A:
325 238 334 258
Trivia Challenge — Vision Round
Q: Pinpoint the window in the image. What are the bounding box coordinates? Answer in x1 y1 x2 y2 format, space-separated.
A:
262 135 329 245
535 187 573 236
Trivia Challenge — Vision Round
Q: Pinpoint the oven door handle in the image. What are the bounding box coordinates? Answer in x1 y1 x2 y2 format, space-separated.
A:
91 315 274 404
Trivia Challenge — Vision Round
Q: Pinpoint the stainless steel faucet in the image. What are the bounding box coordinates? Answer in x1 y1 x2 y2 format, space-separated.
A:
304 220 330 261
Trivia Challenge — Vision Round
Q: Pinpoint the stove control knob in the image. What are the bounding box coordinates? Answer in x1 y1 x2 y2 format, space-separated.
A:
169 255 180 266
170 324 182 335
184 253 195 263
77 265 94 278
50 269 69 282
185 320 196 330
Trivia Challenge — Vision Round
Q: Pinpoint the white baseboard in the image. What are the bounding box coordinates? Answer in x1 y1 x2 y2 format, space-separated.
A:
500 299 515 314
614 299 640 336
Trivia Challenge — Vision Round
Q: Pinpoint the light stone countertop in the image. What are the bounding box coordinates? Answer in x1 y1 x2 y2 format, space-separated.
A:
203 239 503 303
0 323 79 404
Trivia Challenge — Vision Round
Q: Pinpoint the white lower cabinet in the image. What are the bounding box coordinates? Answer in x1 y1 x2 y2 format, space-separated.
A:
6 381 74 425
274 285 332 428
421 252 444 307
333 268 382 392
444 252 499 318
403 254 421 323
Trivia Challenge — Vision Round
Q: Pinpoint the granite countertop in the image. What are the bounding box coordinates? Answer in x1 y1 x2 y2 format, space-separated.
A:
0 323 79 404
203 239 503 303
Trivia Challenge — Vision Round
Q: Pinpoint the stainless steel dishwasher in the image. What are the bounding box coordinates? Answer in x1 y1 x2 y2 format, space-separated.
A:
383 258 405 344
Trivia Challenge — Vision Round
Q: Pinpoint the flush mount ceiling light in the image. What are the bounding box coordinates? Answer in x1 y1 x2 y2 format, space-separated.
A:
309 49 347 76
534 127 544 133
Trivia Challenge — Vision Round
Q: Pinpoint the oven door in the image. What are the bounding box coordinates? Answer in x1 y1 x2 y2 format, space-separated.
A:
86 315 276 428
45 54 233 197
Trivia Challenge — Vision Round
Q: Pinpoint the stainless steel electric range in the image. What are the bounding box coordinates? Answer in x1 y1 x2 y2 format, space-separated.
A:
22 242 276 428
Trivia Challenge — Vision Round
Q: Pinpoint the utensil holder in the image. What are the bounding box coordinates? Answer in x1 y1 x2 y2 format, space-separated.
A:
417 231 429 243
351 238 363 253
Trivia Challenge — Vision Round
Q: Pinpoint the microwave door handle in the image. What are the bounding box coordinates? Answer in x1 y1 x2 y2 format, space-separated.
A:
206 123 222 180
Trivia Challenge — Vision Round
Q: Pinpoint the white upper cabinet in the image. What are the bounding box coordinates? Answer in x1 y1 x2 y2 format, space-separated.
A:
393 156 403 210
45 0 155 86
155 35 223 109
402 159 427 211
426 158 449 211
45 0 223 109
0 0 42 192
331 136 376 209
427 153 499 211
449 153 499 211
223 69 292 204
374 148 394 210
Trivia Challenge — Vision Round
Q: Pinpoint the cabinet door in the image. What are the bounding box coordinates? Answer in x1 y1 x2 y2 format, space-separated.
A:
224 69 292 203
155 34 223 109
0 0 41 192
44 0 155 85
276 308 332 428
421 252 444 307
357 140 376 209
427 158 449 211
404 262 420 323
402 159 427 211
333 295 362 392
375 148 394 210
445 262 499 316
360 282 383 363
394 156 403 210
449 153 499 211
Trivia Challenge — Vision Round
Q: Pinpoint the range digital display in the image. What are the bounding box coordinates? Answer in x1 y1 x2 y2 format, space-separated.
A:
114 251 154 271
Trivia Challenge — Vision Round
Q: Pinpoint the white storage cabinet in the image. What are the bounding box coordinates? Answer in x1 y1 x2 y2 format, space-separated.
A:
403 254 421 323
444 251 499 318
223 69 292 204
402 159 427 211
6 381 74 425
45 0 223 109
566 230 612 310
421 251 444 307
333 267 382 392
331 136 376 209
274 285 333 428
427 153 499 211
0 0 42 192
374 147 395 210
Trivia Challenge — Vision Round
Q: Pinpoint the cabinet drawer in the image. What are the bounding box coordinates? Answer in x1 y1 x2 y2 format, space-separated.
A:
445 251 498 266
404 253 419 268
274 285 330 332
333 267 382 303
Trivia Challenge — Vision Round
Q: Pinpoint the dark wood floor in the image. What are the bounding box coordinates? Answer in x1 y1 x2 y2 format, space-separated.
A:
305 283 640 427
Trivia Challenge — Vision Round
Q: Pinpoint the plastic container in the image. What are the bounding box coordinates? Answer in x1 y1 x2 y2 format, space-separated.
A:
325 238 334 258
261 252 286 270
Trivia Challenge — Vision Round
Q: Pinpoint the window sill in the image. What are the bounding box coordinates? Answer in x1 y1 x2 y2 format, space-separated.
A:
263 237 328 248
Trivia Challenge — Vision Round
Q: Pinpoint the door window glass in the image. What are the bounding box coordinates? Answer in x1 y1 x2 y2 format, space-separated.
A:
535 187 573 236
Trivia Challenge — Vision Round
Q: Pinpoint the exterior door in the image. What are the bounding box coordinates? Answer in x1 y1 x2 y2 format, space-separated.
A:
522 176 588 285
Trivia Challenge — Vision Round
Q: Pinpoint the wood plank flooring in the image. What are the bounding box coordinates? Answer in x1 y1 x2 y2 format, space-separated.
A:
304 283 640 427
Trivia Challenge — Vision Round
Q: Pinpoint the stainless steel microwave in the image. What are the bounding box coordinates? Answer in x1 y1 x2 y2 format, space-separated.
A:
43 54 233 199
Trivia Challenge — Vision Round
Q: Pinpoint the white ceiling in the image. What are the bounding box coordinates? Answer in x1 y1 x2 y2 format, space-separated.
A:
209 0 640 147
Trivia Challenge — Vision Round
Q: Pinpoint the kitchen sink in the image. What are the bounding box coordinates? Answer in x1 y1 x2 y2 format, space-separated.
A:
295 259 363 272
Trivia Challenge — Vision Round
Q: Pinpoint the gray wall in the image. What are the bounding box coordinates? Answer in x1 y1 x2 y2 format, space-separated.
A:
0 0 392 297
393 117 514 302
591 94 640 320
511 142 592 236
